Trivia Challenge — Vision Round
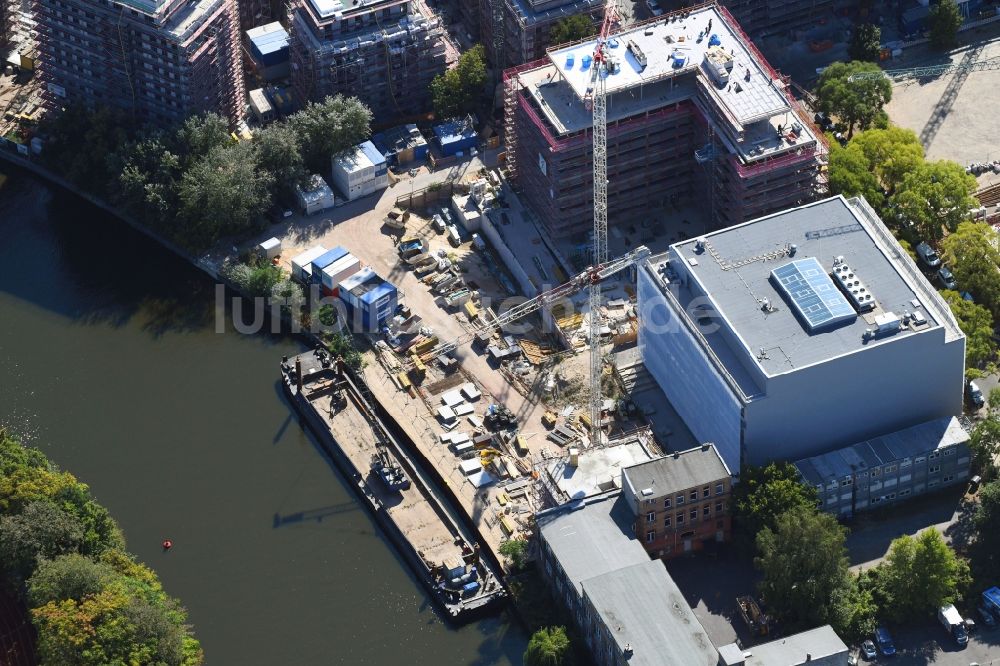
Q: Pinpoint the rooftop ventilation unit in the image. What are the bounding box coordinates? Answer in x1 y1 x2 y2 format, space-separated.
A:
830 256 875 312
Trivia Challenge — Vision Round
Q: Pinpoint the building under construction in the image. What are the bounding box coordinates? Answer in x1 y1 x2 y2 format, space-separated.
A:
720 0 833 36
34 0 245 125
479 0 604 68
503 2 826 238
287 0 447 121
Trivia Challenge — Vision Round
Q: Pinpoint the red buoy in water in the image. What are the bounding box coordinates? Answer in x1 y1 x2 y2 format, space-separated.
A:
162 539 173 551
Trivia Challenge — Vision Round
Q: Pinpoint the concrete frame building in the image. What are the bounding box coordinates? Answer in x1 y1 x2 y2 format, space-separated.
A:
621 443 732 558
637 195 965 474
794 416 971 518
287 0 447 122
536 492 718 666
503 2 825 238
35 0 245 125
479 0 603 68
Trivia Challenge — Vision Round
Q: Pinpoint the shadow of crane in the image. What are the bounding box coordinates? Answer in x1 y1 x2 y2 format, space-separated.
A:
919 43 987 152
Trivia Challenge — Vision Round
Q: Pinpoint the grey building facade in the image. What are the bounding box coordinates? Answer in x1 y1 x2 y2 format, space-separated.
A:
637 195 966 475
794 416 971 518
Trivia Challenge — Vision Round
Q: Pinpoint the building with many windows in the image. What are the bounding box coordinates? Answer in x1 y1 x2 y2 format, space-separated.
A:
637 195 966 475
479 0 603 68
503 2 825 238
287 0 447 121
794 416 971 518
35 0 245 125
621 443 732 558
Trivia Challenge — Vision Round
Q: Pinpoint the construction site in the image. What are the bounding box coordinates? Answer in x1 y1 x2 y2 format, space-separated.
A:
477 0 605 68
286 0 450 121
32 0 245 125
718 0 833 37
503 1 827 238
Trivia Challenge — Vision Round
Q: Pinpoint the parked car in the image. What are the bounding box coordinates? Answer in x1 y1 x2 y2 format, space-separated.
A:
938 266 957 290
978 604 997 627
860 640 878 660
645 0 664 15
967 380 985 409
874 626 896 656
916 241 941 268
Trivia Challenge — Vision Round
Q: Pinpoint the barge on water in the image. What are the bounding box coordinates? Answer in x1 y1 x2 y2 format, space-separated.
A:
280 349 506 621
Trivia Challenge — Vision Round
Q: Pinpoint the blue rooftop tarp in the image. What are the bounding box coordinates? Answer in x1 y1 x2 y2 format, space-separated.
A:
360 140 387 168
247 22 290 67
310 246 348 280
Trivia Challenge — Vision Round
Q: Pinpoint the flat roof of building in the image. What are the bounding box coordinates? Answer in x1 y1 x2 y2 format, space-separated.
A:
546 436 656 501
546 6 786 124
334 140 386 173
537 493 649 593
647 196 962 385
623 443 730 496
794 416 970 485
247 21 290 54
723 625 847 666
340 267 396 302
582 560 718 666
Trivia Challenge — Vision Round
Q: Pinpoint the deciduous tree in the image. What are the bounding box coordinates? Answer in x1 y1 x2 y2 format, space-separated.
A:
815 61 892 138
973 481 1000 566
970 417 1000 481
499 538 528 571
941 290 996 374
0 501 85 585
755 505 851 631
878 529 969 622
431 45 488 119
850 127 924 197
941 222 1000 318
549 15 595 46
289 95 373 173
890 160 976 242
828 141 884 211
848 23 882 62
524 626 572 666
27 554 116 608
254 122 309 197
733 463 818 550
929 0 963 50
175 113 232 168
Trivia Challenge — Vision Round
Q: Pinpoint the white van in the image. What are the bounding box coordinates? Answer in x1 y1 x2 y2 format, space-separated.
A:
447 225 461 247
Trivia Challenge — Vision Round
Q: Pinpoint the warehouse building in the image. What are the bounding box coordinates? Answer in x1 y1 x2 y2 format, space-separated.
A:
35 0 245 125
287 0 447 121
536 492 718 666
503 2 824 238
330 140 389 201
794 416 971 518
479 0 603 68
637 195 966 474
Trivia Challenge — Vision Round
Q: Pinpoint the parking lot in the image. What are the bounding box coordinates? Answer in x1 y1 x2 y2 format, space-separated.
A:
868 619 1000 665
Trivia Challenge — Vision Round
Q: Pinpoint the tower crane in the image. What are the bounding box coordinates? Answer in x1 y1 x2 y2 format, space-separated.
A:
847 57 1000 82
586 0 619 447
405 245 651 371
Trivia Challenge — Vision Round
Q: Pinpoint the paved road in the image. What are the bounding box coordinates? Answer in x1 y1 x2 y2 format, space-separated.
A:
869 618 1000 666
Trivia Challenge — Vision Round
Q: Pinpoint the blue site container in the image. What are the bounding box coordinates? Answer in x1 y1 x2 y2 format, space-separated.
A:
247 23 290 68
462 580 481 595
310 246 348 285
433 119 477 158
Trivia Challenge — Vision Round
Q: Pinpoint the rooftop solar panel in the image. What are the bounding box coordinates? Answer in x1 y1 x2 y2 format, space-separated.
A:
771 258 856 332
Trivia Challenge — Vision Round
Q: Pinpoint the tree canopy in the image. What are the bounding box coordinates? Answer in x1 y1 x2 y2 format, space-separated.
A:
889 160 976 242
848 23 882 62
430 45 488 119
815 61 892 138
524 626 573 666
973 481 1000 567
733 462 817 550
874 529 969 622
828 141 885 211
970 417 1000 482
941 222 1000 318
499 538 528 571
288 95 372 173
0 431 202 666
549 15 595 46
941 290 996 375
929 0 963 50
755 505 851 632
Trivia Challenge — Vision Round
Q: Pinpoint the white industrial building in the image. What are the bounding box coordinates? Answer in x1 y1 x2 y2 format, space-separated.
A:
330 140 389 201
637 195 966 474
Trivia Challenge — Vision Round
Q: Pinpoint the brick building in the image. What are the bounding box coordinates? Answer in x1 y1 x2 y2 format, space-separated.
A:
503 2 825 238
35 0 245 125
621 443 732 558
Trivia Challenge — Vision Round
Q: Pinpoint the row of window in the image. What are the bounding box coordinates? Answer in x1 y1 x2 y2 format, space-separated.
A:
645 482 726 509
646 501 727 526
646 520 725 543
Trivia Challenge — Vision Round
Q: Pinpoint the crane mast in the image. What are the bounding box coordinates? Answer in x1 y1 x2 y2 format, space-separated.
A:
847 58 1000 82
588 0 617 446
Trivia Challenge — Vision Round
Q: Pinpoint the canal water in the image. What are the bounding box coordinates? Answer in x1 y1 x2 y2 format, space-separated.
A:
0 171 527 665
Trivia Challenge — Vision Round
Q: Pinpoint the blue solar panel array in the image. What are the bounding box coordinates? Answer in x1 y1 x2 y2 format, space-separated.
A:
771 258 856 332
